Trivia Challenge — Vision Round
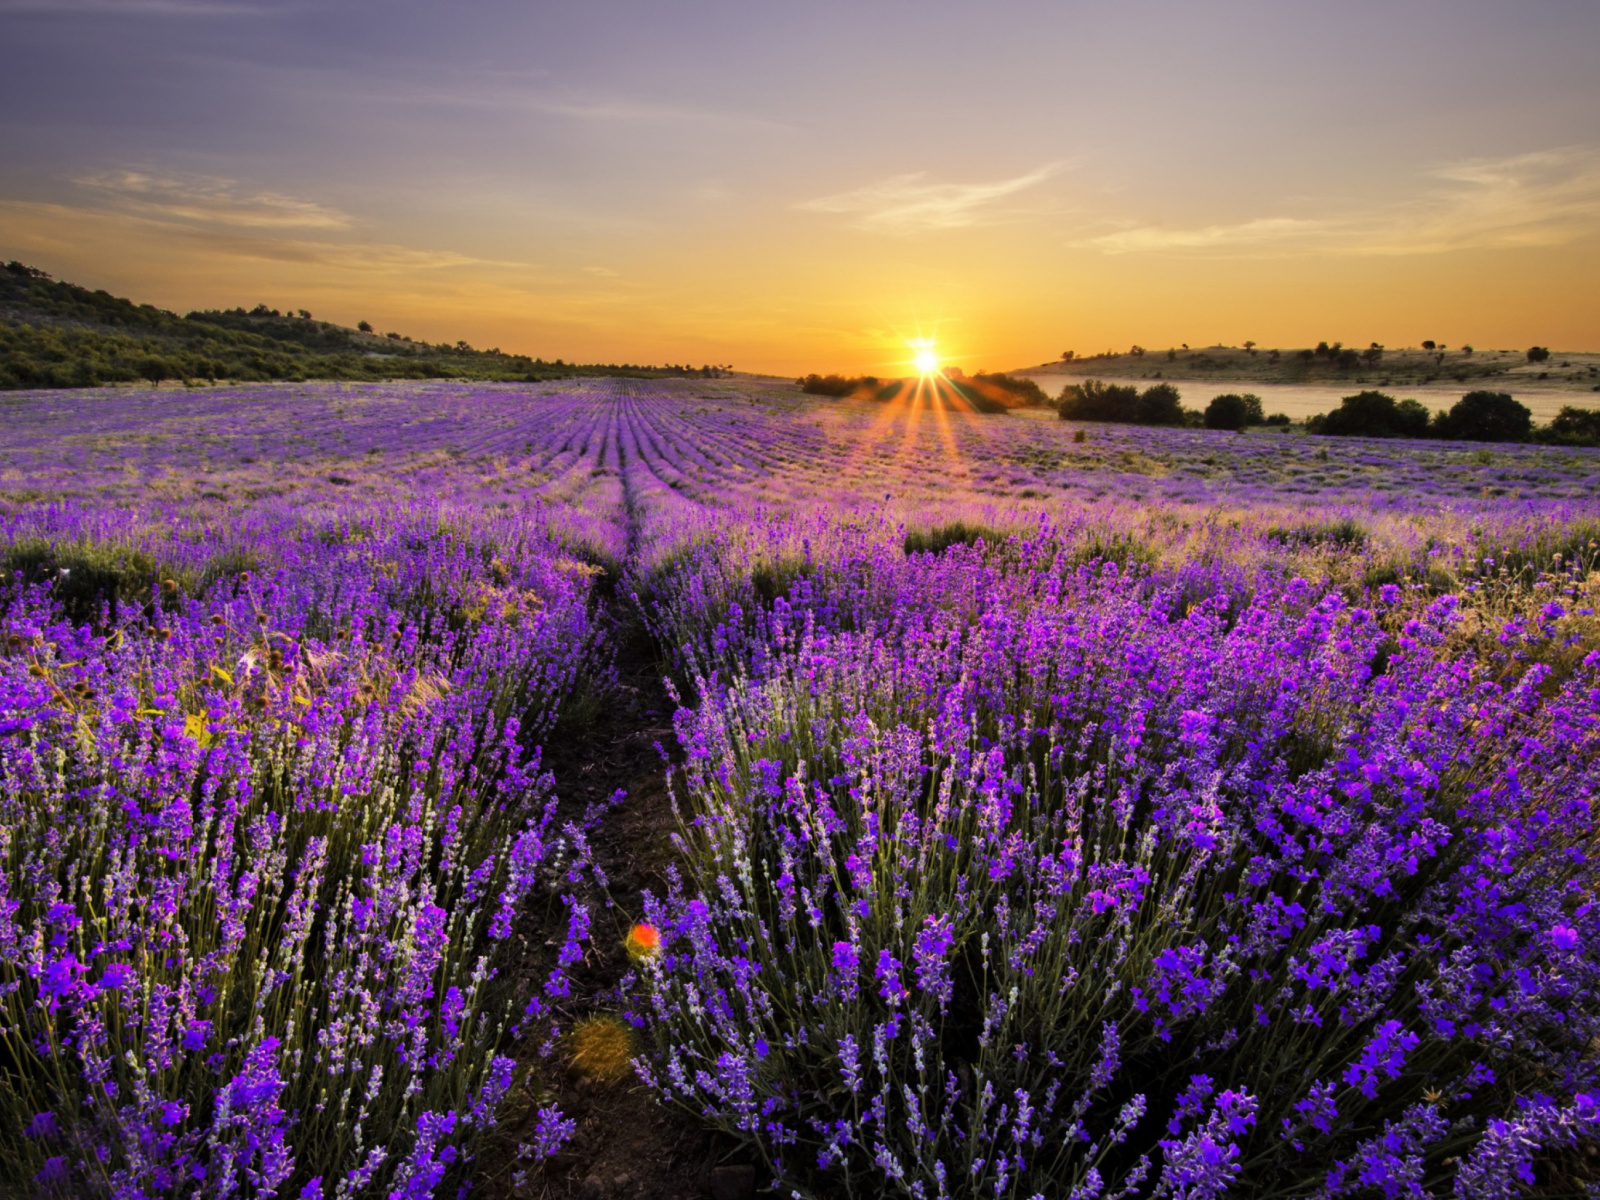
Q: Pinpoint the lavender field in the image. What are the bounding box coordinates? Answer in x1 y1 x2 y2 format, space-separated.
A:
3 378 1599 1199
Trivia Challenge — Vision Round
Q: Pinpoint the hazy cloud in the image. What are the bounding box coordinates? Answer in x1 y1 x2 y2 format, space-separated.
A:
0 0 266 15
76 171 351 230
799 166 1060 234
1083 146 1600 256
183 234 515 273
1 197 524 280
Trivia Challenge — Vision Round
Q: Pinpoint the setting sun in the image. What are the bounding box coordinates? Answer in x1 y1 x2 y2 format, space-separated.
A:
912 343 940 375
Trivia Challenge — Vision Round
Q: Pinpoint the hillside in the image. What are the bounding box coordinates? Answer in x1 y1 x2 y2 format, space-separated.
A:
0 261 726 389
1019 342 1600 395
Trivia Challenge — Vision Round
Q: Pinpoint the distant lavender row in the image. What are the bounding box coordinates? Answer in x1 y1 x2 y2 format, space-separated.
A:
4 380 1598 539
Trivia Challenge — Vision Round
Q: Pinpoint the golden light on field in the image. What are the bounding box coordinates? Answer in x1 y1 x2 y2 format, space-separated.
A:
911 342 941 376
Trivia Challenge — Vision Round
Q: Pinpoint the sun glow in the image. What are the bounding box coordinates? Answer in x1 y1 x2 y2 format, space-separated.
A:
911 342 940 375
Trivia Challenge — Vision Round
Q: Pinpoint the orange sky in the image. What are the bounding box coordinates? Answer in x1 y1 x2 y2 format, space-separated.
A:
3 2 1598 375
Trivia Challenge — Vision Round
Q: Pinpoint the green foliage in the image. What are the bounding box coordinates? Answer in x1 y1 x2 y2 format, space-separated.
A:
1066 531 1158 571
1264 519 1370 552
1057 380 1188 426
1307 391 1431 439
1537 406 1600 447
969 371 1049 407
902 521 1004 556
1203 392 1265 431
798 373 878 397
0 261 720 389
1431 391 1532 443
945 378 1010 413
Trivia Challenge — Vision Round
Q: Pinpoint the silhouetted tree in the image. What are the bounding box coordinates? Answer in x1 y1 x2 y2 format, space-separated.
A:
1205 393 1265 431
1136 382 1185 425
1432 391 1532 443
1057 379 1140 422
1308 391 1431 439
1538 406 1600 446
1527 346 1551 363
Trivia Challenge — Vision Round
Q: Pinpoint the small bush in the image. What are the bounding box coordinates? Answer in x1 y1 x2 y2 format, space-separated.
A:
1058 381 1186 426
799 374 877 397
969 372 1049 407
1538 406 1600 447
1307 391 1431 439
903 521 1003 556
1265 518 1370 551
1432 391 1532 443
1204 393 1265 431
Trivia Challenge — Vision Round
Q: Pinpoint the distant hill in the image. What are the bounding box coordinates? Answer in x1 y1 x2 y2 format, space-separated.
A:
0 261 728 389
1019 343 1600 394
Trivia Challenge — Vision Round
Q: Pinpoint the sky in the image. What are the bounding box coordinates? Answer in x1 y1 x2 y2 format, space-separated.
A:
2 0 1598 375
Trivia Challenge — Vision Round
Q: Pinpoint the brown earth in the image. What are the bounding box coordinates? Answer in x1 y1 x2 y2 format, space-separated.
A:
475 612 760 1200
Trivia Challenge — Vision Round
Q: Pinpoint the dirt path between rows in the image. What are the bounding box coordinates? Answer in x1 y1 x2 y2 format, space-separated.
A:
480 605 755 1200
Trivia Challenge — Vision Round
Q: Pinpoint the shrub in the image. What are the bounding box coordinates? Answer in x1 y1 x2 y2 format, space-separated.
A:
1204 393 1265 431
1135 382 1185 426
1264 518 1370 551
799 374 869 397
969 372 1049 408
635 543 1600 1199
1308 391 1431 439
1058 379 1142 422
0 522 599 1194
903 521 1004 556
1058 381 1186 426
1538 406 1600 447
1527 346 1550 363
1432 391 1532 443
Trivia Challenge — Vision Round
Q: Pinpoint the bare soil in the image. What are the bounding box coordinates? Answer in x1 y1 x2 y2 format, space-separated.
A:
476 611 758 1200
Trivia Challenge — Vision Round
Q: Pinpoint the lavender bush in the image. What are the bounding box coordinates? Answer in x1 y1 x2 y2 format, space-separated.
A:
2 378 1598 1196
633 524 1600 1198
1 515 602 1195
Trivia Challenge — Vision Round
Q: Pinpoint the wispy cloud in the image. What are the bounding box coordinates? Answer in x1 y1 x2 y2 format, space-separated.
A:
798 165 1060 234
75 171 351 230
0 0 266 15
1082 146 1600 256
180 232 516 272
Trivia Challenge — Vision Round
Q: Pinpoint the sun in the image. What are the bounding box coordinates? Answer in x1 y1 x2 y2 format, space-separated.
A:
911 342 940 375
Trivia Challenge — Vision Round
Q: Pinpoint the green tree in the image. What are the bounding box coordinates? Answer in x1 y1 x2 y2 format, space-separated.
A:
1057 379 1140 422
136 355 173 385
1308 391 1431 439
1204 392 1265 431
1538 406 1600 446
1432 391 1532 443
1135 382 1185 425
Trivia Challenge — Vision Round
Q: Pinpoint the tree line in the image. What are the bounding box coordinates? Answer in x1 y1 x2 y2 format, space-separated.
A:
1051 378 1599 446
0 262 731 389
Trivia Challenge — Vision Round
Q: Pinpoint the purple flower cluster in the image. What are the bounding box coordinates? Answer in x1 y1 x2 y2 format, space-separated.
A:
632 512 1600 1197
1 508 602 1193
3 377 1598 1196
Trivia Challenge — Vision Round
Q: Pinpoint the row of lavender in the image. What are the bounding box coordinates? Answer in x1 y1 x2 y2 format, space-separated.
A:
6 380 1600 528
0 507 602 1195
5 379 1600 1197
630 512 1600 1198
